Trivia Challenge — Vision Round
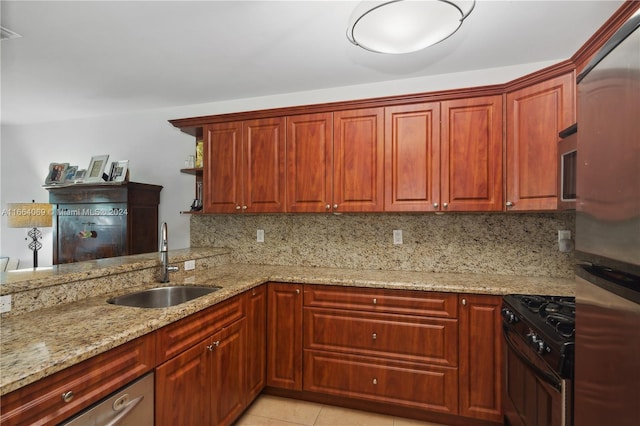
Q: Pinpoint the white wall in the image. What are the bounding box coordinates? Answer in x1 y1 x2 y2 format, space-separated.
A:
0 59 557 268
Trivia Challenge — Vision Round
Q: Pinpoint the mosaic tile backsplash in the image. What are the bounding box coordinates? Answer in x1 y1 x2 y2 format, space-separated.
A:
191 212 575 278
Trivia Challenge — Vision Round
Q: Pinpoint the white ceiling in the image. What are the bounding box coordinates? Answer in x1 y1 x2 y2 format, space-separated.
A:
0 0 625 126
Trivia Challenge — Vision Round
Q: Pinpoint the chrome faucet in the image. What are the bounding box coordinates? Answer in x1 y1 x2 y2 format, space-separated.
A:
160 222 179 283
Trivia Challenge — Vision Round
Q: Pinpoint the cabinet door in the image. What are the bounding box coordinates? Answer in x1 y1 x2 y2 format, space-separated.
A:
506 73 575 211
266 283 303 390
211 320 246 426
243 118 286 213
245 285 267 402
458 294 503 422
333 108 385 212
156 339 211 426
286 113 333 212
384 103 441 212
204 122 244 213
441 96 504 212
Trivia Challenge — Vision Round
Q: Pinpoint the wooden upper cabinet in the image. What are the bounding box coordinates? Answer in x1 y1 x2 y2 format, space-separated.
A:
333 108 385 212
384 103 441 212
286 113 333 212
204 122 243 213
441 96 504 212
506 73 575 211
204 118 285 213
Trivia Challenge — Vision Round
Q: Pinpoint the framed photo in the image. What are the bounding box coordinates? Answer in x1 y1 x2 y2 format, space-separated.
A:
64 165 78 182
84 155 109 182
74 169 87 182
45 162 69 185
109 160 129 182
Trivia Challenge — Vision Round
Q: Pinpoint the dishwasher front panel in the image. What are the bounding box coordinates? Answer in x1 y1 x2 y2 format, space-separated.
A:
61 372 154 426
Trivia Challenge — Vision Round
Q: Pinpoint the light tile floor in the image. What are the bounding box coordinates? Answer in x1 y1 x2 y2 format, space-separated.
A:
234 395 448 426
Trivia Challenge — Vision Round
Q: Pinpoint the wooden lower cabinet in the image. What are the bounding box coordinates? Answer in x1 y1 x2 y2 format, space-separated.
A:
266 282 303 390
245 285 267 402
458 294 504 423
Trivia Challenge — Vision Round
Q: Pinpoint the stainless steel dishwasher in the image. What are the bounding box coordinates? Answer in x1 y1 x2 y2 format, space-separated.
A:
61 372 154 426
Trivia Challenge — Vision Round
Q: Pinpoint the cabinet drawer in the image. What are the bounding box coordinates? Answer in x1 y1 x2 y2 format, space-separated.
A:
304 308 458 366
0 334 155 426
304 285 457 318
157 295 245 362
303 350 458 415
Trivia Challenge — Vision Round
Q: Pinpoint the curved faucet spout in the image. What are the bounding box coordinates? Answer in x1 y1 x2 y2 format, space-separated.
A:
160 222 178 282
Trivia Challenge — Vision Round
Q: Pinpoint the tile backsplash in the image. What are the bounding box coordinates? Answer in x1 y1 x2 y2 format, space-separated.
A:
191 212 575 278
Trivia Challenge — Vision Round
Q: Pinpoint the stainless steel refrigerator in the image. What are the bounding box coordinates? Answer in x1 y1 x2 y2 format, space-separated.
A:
574 9 640 426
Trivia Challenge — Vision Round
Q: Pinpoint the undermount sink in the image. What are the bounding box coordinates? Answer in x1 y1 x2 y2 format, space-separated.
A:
107 285 221 308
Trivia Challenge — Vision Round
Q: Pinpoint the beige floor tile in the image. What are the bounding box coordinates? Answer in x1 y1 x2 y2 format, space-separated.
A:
242 395 322 426
313 405 395 426
234 413 304 426
393 417 447 426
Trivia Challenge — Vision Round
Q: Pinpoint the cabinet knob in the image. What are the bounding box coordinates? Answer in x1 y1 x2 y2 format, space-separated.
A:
296 288 300 295
372 298 377 305
242 205 247 210
443 202 448 208
325 204 331 210
207 341 220 351
433 203 439 208
235 205 241 210
333 204 338 209
506 201 514 207
61 391 74 403
372 378 378 385
372 333 377 340
461 298 467 306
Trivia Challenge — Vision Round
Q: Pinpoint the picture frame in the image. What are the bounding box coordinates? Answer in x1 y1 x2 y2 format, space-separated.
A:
74 169 87 182
64 165 78 183
45 162 69 185
109 160 129 182
84 155 109 182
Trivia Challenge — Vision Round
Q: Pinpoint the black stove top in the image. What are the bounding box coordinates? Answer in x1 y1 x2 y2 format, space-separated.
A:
502 294 576 379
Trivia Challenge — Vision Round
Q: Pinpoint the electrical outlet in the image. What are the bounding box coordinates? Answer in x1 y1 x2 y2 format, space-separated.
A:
393 230 403 245
257 229 265 243
558 230 571 241
184 260 196 271
0 295 12 314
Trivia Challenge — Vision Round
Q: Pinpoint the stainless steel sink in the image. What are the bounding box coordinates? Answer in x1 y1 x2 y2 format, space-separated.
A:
107 285 221 308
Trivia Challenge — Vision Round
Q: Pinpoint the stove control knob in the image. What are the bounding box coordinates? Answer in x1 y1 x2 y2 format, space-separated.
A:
501 308 518 324
527 332 547 354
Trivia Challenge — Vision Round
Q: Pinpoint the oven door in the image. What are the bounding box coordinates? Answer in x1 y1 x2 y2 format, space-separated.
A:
503 325 571 426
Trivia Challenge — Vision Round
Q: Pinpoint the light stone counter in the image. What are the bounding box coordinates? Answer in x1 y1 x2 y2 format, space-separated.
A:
0 262 575 397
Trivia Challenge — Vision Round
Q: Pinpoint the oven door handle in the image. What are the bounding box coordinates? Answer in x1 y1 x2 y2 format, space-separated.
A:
503 325 563 391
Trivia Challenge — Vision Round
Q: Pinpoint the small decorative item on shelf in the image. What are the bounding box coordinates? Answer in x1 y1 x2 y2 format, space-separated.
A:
190 182 203 211
73 169 87 183
64 166 78 183
85 155 110 183
195 140 203 168
108 160 129 182
45 162 69 185
184 155 195 169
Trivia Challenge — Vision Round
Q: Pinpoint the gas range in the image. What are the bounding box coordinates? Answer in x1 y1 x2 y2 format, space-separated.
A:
502 294 576 380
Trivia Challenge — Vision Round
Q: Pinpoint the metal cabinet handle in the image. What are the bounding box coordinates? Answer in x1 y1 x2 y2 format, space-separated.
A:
372 378 378 385
104 396 145 426
433 203 439 208
61 391 74 403
235 205 241 210
325 204 331 210
333 204 338 209
207 341 220 351
295 288 300 295
242 205 247 210
372 333 377 340
372 298 377 305
506 201 514 207
443 202 448 208
461 298 467 306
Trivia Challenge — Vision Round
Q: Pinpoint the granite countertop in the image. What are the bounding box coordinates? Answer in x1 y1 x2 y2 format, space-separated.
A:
0 263 575 396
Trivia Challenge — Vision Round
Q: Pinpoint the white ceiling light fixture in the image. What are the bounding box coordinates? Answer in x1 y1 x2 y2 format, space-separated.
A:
347 0 476 54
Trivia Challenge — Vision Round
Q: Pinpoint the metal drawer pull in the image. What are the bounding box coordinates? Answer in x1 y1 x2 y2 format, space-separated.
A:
372 333 377 340
372 298 377 305
61 391 74 403
372 378 378 385
296 289 300 295
104 396 144 426
207 341 220 351
461 298 467 306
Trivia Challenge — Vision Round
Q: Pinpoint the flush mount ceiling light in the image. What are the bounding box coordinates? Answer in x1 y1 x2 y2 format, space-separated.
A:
347 0 475 54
